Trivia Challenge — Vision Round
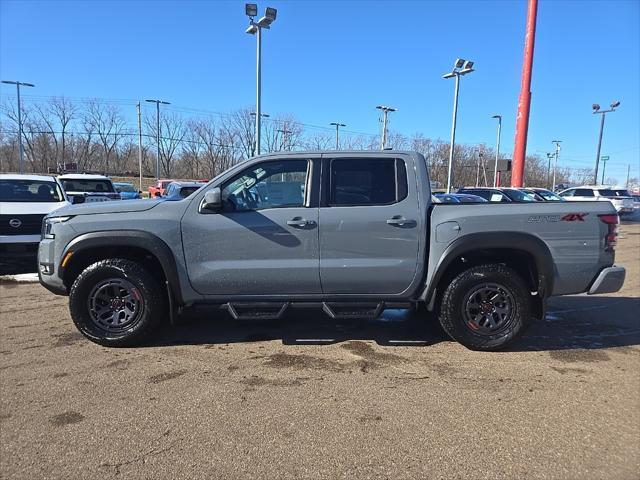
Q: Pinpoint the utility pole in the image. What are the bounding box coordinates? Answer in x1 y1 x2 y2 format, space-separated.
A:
277 128 292 151
592 101 620 184
1 80 35 173
136 103 143 192
475 150 483 187
552 140 562 191
330 122 346 150
376 105 396 150
145 99 170 180
546 152 553 189
626 164 631 188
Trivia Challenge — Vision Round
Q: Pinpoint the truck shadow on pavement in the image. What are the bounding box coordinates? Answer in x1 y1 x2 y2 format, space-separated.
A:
154 296 640 352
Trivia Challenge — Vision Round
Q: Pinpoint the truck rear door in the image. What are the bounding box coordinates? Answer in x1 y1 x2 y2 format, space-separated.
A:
318 154 422 295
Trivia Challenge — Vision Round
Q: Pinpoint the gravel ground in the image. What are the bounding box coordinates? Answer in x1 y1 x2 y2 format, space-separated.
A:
0 222 638 480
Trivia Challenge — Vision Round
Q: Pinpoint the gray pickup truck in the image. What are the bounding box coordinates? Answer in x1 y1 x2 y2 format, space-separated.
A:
38 151 626 351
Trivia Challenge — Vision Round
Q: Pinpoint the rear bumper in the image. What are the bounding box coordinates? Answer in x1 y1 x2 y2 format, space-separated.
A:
588 266 626 295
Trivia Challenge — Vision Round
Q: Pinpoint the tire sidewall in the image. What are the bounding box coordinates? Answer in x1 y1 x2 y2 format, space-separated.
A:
69 260 163 346
440 265 531 351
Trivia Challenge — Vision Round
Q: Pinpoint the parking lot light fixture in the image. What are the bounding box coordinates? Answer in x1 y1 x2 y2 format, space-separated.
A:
2 80 35 173
593 100 620 184
245 4 277 156
443 59 475 192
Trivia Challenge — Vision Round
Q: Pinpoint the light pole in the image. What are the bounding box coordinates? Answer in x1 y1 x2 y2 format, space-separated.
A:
600 156 609 185
376 105 396 150
2 80 35 173
330 122 346 150
145 99 170 180
245 4 277 156
592 101 620 185
475 150 484 187
552 140 562 190
491 114 502 187
443 59 474 193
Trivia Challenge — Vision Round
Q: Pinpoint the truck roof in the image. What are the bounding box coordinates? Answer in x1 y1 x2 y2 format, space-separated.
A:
59 174 111 180
0 173 58 182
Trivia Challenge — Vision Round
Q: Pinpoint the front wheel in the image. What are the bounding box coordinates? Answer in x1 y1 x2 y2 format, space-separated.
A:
438 264 532 351
69 258 166 347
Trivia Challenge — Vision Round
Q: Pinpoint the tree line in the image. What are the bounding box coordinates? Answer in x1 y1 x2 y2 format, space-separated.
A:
0 96 594 188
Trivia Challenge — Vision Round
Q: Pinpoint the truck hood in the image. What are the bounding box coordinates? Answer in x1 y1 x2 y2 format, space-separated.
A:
50 199 160 217
0 201 72 215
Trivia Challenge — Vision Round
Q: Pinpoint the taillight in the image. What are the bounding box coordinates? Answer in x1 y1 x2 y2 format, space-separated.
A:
599 214 619 252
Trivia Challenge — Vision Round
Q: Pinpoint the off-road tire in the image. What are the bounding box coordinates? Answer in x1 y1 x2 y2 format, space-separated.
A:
438 264 532 351
69 258 166 347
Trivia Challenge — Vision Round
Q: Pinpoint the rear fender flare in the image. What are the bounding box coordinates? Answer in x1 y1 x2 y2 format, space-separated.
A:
421 231 555 305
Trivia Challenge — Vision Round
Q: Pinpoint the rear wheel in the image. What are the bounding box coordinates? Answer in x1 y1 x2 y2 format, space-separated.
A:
69 258 166 347
438 264 532 351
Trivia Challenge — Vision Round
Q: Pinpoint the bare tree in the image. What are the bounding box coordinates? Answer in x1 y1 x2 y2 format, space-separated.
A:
84 101 127 173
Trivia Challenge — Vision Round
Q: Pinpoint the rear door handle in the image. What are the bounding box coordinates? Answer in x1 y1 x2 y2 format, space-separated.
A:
287 217 316 228
386 216 416 227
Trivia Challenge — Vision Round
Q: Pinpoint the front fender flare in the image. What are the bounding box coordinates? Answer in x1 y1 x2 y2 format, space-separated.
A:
59 230 183 304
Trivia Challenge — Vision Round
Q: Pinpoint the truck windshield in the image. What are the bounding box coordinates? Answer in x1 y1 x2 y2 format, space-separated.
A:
0 179 65 202
62 179 115 193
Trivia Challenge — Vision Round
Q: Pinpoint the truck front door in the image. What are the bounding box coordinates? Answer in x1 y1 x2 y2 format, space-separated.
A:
181 158 321 296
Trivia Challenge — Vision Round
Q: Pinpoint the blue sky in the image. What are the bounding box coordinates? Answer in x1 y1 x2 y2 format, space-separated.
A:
1 0 638 183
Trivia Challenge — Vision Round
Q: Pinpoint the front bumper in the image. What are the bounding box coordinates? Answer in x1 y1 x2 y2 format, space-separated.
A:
588 266 626 295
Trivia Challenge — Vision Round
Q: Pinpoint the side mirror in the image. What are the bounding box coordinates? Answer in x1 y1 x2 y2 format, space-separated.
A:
202 187 222 212
155 192 161 197
71 195 85 205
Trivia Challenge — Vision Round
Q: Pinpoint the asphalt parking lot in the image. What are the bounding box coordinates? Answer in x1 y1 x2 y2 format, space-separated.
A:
1 222 639 479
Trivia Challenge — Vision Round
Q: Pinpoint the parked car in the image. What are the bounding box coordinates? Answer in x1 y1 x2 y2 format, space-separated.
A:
114 182 142 200
148 179 176 198
160 181 205 200
457 187 538 203
59 174 120 203
558 186 634 215
39 150 625 351
520 188 565 202
1 174 71 274
434 193 487 204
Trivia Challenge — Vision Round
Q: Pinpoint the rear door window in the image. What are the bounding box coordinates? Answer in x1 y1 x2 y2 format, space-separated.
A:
329 158 406 206
574 189 595 197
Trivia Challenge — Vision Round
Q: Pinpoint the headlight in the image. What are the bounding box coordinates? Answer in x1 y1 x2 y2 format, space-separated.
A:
42 216 73 239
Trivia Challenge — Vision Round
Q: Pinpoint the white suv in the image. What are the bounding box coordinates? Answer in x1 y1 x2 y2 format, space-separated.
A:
59 174 121 203
559 186 634 215
0 174 71 274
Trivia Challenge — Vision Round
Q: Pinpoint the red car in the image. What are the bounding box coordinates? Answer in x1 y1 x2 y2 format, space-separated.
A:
148 179 175 198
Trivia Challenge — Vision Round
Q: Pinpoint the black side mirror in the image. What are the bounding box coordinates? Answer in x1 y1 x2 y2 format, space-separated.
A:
155 192 161 197
201 187 222 212
71 195 85 205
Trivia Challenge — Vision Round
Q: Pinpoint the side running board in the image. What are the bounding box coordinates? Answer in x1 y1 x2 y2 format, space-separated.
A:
321 302 385 320
226 302 289 321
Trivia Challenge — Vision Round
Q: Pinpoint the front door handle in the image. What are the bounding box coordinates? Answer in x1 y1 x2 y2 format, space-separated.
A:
287 217 316 228
386 215 416 227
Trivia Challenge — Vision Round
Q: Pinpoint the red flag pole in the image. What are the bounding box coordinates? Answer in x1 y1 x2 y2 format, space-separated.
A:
511 0 539 187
